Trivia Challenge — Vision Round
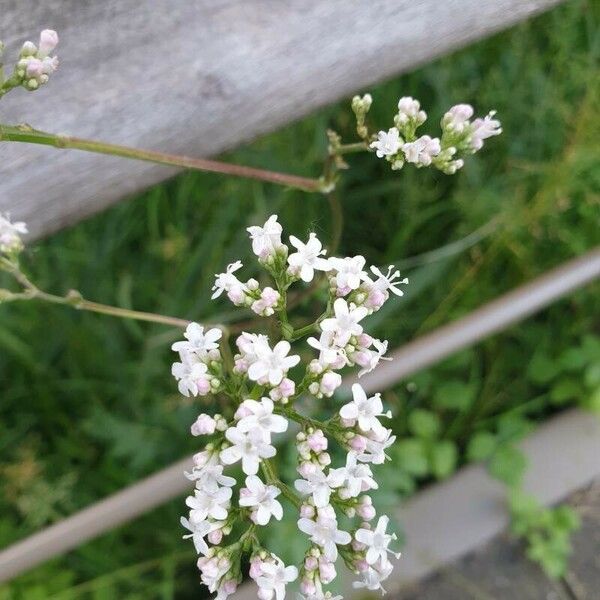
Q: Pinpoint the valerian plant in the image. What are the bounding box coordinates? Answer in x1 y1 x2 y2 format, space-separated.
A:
0 29 503 599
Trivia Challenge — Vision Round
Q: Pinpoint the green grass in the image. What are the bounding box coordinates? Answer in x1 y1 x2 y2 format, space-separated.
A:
1 1 599 597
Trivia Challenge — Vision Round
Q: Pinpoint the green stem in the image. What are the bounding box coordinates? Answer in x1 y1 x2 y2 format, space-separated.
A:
261 459 302 509
0 123 326 193
337 142 369 154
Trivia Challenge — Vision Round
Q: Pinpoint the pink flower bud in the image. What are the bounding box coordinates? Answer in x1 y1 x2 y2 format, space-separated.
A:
300 579 316 595
320 371 341 395
319 559 336 584
192 450 212 468
278 377 295 398
222 580 238 594
300 504 315 518
355 558 370 572
196 378 211 395
341 417 355 428
297 461 317 479
260 286 280 307
353 350 372 368
25 58 43 78
307 430 328 452
38 29 59 57
357 503 376 520
349 435 368 452
357 333 373 347
249 557 264 579
304 556 318 571
366 288 386 309
191 414 216 435
207 529 223 544
227 286 246 305
234 404 253 420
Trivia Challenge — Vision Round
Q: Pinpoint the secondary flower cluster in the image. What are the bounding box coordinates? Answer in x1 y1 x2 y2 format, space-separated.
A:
0 29 59 95
174 216 403 599
352 94 502 174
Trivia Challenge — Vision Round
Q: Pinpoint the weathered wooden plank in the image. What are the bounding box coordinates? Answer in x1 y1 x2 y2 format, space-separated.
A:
0 0 562 239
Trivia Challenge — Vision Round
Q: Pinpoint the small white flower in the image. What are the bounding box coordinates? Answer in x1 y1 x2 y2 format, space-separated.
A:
352 559 394 594
355 516 401 565
295 466 345 508
370 265 408 296
186 486 232 523
0 214 28 254
239 475 284 525
359 428 397 465
247 214 284 259
358 338 391 378
370 128 401 158
297 515 351 561
340 384 391 433
180 516 222 555
172 323 222 355
220 427 276 475
320 298 369 347
287 233 330 282
256 556 299 600
307 331 343 366
172 353 210 397
184 463 236 492
237 397 289 441
328 256 367 292
247 340 301 386
402 135 441 166
212 261 247 299
338 452 378 497
470 110 502 150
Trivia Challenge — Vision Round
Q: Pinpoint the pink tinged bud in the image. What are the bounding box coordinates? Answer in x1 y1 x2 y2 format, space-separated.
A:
341 417 355 428
249 557 264 579
320 371 341 395
261 286 280 306
319 560 337 584
318 452 331 466
357 333 373 347
300 579 317 595
250 511 259 524
38 29 59 56
300 504 315 518
227 286 246 305
192 414 217 435
366 288 386 309
234 358 248 373
240 487 252 498
336 285 352 297
193 451 211 467
25 58 44 78
304 556 318 571
352 539 367 552
222 580 238 594
208 529 223 544
307 430 328 452
349 435 368 452
353 351 372 368
279 377 295 398
331 355 346 370
357 503 377 520
355 558 370 572
298 462 317 479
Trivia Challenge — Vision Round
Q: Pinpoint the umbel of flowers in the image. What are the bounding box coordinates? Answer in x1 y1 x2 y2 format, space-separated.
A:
174 215 405 599
351 94 501 174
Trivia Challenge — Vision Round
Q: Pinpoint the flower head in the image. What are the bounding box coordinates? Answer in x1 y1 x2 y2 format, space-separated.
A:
402 135 441 166
355 516 401 565
247 340 301 386
370 128 401 158
247 215 284 260
220 427 276 475
240 475 283 525
320 298 368 347
288 233 330 282
237 397 289 441
172 323 222 355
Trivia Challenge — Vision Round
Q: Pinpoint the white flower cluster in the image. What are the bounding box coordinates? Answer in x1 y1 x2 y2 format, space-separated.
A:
366 96 501 174
175 215 404 599
0 213 28 255
9 30 59 91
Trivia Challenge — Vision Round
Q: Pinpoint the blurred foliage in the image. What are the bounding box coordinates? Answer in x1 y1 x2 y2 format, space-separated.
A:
0 0 599 597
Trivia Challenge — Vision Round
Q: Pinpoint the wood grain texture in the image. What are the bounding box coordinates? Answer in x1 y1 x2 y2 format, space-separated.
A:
0 0 562 239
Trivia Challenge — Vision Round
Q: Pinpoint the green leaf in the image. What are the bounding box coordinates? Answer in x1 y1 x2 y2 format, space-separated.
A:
549 378 583 405
584 362 600 388
396 439 429 477
467 431 497 461
408 409 440 439
489 445 527 486
432 380 476 411
582 385 600 413
527 352 560 385
430 440 458 479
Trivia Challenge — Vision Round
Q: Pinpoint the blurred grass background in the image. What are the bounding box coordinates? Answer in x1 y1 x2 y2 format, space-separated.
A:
0 0 599 597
